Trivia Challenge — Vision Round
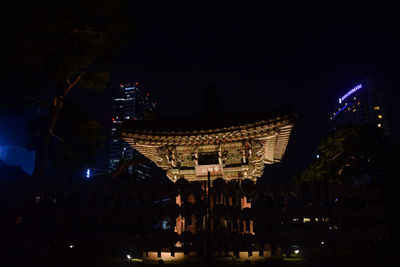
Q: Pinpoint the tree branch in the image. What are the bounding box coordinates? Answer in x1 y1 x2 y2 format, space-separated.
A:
330 151 344 161
64 73 84 96
24 57 45 60
70 28 105 40
71 28 105 35
18 95 49 108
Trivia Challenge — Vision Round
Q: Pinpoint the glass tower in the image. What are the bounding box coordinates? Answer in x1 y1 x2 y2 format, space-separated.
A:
330 78 391 137
108 82 157 179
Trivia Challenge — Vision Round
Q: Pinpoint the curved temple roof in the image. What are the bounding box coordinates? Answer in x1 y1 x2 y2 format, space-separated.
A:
119 112 295 181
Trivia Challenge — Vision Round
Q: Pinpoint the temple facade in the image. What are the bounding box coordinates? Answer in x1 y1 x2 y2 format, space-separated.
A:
120 113 295 182
121 112 294 233
120 111 295 262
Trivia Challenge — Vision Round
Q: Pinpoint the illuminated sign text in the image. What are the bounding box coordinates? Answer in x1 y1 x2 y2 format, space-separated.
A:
339 84 362 104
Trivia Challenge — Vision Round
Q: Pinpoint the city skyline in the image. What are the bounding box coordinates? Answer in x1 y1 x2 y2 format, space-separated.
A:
1 80 398 181
1 1 399 265
1 1 399 180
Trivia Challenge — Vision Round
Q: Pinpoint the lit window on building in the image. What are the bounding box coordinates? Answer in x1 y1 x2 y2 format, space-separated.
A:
303 218 311 223
377 123 382 128
378 115 382 119
374 106 380 110
353 109 356 112
35 196 42 203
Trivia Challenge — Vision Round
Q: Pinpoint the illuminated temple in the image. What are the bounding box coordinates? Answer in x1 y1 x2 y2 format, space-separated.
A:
120 110 295 262
121 112 294 182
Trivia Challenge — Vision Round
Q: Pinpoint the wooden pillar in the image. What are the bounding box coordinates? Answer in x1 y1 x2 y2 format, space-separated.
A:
191 214 196 234
176 194 182 207
175 215 184 235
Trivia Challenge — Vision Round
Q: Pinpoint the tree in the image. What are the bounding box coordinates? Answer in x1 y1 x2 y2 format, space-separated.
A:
298 125 387 186
296 125 393 259
44 101 104 172
1 0 134 181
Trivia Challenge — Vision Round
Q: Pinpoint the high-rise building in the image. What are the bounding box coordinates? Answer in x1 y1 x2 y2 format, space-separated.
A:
329 78 391 137
108 82 157 179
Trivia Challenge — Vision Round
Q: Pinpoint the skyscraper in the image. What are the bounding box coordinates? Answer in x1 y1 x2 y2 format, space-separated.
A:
329 78 391 137
108 82 157 179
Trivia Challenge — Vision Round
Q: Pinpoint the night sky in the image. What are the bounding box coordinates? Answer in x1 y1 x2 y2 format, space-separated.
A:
1 1 400 180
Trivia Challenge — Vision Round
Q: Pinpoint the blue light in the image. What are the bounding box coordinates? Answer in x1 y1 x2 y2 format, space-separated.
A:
86 168 91 178
0 145 36 175
332 105 347 119
339 84 362 104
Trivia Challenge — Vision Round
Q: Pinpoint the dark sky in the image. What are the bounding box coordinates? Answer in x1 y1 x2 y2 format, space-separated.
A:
1 1 400 180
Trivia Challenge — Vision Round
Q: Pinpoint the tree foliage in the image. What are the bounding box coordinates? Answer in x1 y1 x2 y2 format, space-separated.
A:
298 125 387 185
26 102 105 172
2 0 133 99
50 102 105 171
1 0 134 179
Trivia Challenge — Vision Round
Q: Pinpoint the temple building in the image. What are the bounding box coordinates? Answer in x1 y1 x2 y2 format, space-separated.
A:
120 109 295 262
120 112 295 182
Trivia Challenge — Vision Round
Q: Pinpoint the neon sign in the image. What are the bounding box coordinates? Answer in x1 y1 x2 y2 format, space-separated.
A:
339 84 362 104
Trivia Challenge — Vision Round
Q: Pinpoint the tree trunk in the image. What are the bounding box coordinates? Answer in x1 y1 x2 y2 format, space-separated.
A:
32 75 82 185
33 97 63 188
